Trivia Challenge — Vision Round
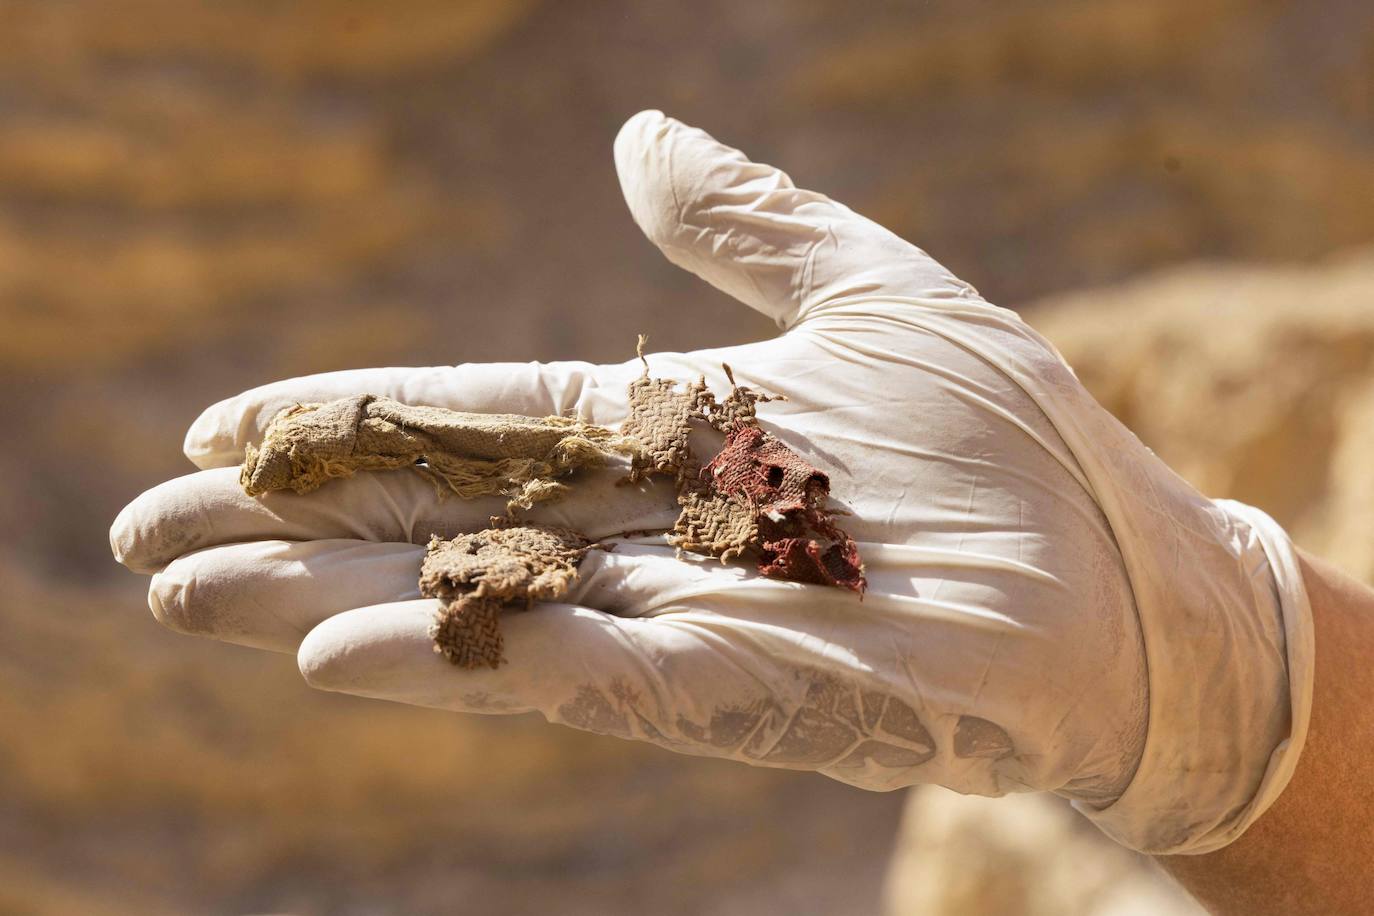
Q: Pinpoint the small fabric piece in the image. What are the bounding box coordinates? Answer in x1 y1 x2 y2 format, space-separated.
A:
241 393 639 511
421 525 598 668
670 486 758 562
707 425 865 592
621 376 708 482
695 363 784 434
620 351 866 593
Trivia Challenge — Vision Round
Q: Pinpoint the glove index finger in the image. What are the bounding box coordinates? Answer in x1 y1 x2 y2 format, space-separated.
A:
183 360 618 469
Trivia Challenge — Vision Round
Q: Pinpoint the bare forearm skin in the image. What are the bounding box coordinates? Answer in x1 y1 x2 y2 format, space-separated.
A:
1157 549 1374 915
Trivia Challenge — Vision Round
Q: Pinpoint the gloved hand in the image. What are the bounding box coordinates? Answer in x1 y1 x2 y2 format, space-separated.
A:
111 111 1312 856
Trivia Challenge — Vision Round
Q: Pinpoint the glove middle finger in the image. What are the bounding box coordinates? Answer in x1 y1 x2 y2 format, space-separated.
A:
148 538 760 653
112 463 680 574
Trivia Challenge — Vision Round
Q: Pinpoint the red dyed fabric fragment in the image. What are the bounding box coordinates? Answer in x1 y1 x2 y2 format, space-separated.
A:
702 425 866 594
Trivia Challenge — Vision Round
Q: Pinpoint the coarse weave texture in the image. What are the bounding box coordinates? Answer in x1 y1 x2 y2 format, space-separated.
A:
621 352 865 593
621 373 708 482
671 487 758 562
681 424 866 592
421 525 598 668
620 354 782 484
696 364 783 435
241 393 639 511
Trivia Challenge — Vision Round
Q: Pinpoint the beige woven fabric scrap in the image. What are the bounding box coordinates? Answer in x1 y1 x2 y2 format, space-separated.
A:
240 393 640 511
421 525 600 668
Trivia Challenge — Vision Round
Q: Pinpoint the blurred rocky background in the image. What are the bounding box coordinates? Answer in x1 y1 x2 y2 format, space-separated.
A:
1 1 1370 913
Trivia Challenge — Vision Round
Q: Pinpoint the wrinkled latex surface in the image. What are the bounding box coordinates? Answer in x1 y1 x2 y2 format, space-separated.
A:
110 111 1311 855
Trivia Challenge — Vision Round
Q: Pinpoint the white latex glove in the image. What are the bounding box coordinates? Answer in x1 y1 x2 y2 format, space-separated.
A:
110 111 1312 856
